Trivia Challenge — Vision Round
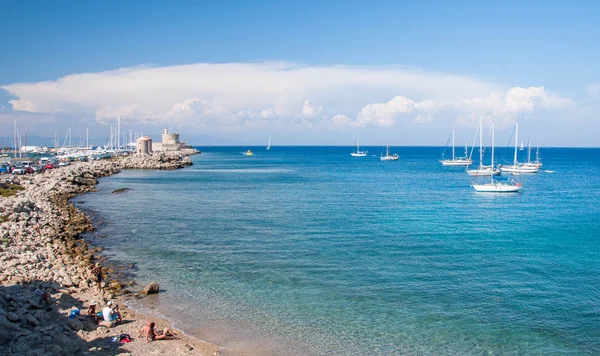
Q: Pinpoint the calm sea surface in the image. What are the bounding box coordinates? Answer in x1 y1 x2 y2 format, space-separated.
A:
74 146 600 355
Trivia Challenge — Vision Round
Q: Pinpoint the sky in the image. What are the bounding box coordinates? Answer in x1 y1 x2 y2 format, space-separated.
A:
0 0 599 147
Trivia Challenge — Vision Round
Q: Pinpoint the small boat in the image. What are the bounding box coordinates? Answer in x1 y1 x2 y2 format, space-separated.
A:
545 170 555 174
520 141 525 150
380 145 399 161
266 137 271 151
472 120 523 193
245 150 253 156
350 134 367 157
441 130 472 166
466 119 501 176
500 124 538 174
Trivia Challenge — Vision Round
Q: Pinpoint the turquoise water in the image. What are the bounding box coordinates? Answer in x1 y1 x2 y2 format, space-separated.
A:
74 147 600 355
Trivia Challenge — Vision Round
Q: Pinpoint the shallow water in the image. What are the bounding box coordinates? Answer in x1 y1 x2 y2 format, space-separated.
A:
74 146 600 355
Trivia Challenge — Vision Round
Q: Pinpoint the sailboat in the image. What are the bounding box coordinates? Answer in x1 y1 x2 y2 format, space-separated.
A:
350 134 367 157
472 121 524 193
522 139 543 169
466 119 501 176
440 130 472 166
520 141 525 150
380 145 399 161
266 136 271 151
500 123 538 174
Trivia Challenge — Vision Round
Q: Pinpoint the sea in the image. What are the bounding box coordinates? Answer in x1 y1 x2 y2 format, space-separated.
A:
72 146 600 355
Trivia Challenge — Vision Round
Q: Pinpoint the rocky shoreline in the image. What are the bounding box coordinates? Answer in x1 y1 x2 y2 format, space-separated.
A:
0 149 219 355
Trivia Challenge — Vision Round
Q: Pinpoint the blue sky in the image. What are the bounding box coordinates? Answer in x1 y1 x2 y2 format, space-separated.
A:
1 0 599 146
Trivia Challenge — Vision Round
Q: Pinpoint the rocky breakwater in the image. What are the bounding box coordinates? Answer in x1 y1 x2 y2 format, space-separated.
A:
120 148 198 170
0 149 208 355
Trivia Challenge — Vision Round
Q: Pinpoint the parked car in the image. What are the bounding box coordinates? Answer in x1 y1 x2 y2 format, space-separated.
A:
24 166 34 174
0 165 9 174
31 165 44 173
45 162 54 170
12 165 25 175
58 161 70 167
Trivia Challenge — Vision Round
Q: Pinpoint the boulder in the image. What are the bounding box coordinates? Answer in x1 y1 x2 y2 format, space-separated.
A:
141 282 160 295
67 317 84 331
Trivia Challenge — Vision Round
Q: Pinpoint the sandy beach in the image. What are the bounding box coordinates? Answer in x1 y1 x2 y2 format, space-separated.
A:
0 150 220 355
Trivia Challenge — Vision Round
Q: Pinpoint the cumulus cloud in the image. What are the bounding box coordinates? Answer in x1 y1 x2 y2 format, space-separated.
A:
1 62 573 135
338 86 573 129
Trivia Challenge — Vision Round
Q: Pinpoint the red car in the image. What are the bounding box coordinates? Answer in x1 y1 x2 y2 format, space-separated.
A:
45 162 54 170
25 167 34 174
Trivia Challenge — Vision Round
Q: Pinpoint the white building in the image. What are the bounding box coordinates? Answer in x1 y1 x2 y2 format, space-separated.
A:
152 128 184 152
136 136 153 155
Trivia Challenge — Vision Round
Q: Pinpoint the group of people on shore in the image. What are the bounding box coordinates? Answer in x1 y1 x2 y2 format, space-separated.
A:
86 262 179 343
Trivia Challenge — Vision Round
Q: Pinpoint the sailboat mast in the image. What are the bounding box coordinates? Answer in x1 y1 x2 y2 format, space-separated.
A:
452 129 455 161
13 120 17 159
479 118 483 168
491 120 495 183
357 134 360 152
527 134 532 163
513 123 519 165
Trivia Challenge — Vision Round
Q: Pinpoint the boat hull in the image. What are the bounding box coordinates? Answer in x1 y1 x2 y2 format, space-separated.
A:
441 159 472 166
380 155 399 161
472 183 523 193
351 152 367 157
500 165 538 174
466 168 501 176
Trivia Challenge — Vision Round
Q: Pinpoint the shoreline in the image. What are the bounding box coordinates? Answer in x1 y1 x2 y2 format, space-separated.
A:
0 149 220 355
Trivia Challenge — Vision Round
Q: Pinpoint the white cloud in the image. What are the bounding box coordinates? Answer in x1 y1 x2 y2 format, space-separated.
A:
586 84 600 98
1 62 499 126
0 62 574 138
339 86 573 129
299 99 322 118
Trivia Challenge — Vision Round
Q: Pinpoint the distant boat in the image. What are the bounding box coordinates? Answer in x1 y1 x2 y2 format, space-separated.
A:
441 130 472 166
266 137 271 151
500 123 539 174
545 170 555 174
245 150 253 156
520 141 525 150
380 145 399 161
472 120 524 193
350 134 367 157
522 142 543 169
466 119 501 176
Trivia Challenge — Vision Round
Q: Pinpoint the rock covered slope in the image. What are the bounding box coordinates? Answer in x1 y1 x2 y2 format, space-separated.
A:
0 149 217 355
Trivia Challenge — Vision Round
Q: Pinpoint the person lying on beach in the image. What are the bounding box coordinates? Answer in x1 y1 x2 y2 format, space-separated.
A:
102 301 122 324
138 322 180 342
90 263 103 292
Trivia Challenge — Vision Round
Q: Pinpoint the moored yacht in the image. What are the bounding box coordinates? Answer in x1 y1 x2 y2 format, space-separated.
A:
441 130 472 166
472 121 524 193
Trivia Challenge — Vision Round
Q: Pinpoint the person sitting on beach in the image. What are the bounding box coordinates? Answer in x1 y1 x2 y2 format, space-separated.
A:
87 300 102 322
90 263 103 292
102 301 122 324
33 285 51 306
138 321 180 342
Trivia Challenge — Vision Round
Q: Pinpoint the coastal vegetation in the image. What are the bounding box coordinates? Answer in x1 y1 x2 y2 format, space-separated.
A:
0 184 24 197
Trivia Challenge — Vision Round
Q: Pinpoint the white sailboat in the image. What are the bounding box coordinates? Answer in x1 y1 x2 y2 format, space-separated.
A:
441 130 472 166
266 136 271 150
500 123 539 174
380 145 399 161
472 120 524 193
522 139 543 169
520 141 525 150
466 119 501 176
350 134 367 157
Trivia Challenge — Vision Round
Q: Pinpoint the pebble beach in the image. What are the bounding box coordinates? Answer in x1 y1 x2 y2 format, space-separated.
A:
0 149 220 355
